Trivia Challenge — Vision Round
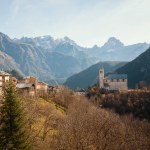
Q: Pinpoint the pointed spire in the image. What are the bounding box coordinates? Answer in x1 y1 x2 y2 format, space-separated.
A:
101 63 103 69
99 62 103 70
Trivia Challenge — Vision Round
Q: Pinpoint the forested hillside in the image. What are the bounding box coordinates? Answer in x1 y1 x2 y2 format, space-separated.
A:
0 82 150 149
116 47 150 88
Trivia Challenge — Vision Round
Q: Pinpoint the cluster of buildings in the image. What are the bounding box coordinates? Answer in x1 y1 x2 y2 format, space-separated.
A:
0 67 128 96
16 76 48 96
99 68 128 91
0 71 63 96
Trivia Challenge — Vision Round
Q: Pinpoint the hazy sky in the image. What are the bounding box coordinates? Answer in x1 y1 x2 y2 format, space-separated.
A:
0 0 150 47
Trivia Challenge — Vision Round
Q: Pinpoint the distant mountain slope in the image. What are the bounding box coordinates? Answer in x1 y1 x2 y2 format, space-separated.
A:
116 47 150 88
64 61 127 89
0 51 21 72
86 37 149 61
0 32 53 80
45 52 91 78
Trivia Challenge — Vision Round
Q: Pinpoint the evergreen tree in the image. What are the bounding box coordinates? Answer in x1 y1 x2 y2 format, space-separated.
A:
0 81 30 150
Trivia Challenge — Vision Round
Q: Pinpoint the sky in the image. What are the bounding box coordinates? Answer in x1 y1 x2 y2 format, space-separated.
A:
0 0 150 47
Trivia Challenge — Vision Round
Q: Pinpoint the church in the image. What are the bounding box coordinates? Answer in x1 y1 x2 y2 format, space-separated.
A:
99 68 128 91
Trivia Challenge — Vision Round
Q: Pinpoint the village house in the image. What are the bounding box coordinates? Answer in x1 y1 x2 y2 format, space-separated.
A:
0 71 18 95
16 82 35 96
0 71 11 95
17 76 50 96
0 71 64 96
75 88 86 96
37 82 48 96
16 76 37 96
99 68 128 91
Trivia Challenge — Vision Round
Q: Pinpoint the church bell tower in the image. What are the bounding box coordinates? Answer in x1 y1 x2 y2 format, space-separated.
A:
99 67 104 88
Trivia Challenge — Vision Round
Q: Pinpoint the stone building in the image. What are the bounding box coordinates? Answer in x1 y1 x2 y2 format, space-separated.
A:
16 83 35 96
37 82 48 96
17 76 37 96
17 76 50 96
0 71 11 95
99 68 128 91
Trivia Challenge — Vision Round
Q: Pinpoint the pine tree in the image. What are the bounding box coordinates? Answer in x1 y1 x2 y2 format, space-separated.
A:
0 81 31 150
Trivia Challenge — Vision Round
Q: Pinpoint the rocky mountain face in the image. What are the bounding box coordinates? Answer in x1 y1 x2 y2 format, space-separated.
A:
64 61 128 89
86 37 149 61
116 47 150 88
0 32 149 85
0 32 53 80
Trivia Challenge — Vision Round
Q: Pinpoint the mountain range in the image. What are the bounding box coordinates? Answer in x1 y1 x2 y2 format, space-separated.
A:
0 32 98 84
84 37 149 61
0 32 149 84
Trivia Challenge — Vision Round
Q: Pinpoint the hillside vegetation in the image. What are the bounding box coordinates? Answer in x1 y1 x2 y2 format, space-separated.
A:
87 86 150 121
1 84 150 150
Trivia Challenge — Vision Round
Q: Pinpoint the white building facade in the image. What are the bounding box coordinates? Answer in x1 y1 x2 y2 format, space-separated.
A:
0 71 11 95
